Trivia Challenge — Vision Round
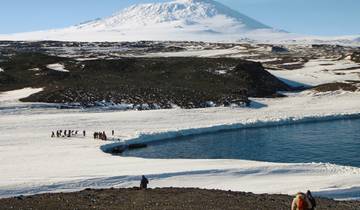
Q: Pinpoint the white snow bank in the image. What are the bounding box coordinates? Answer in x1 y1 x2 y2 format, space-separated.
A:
47 63 69 72
0 88 43 103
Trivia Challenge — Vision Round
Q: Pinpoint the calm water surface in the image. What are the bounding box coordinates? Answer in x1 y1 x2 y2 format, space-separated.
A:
122 118 360 167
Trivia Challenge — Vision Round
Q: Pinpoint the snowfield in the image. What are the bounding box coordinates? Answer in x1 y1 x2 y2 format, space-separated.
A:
269 59 360 87
1 83 360 199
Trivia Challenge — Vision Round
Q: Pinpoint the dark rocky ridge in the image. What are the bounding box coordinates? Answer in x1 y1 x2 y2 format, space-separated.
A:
1 41 358 70
0 188 358 210
0 53 290 109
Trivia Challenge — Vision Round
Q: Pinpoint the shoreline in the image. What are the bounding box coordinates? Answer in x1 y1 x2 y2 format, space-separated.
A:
101 111 360 153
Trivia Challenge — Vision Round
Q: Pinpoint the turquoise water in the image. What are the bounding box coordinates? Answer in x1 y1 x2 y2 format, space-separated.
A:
122 118 360 167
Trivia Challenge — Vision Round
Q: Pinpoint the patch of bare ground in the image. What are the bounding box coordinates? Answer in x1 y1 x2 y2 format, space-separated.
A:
0 188 359 210
313 82 359 92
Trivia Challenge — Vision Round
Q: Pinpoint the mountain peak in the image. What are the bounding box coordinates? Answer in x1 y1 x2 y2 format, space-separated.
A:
77 0 270 31
0 0 285 42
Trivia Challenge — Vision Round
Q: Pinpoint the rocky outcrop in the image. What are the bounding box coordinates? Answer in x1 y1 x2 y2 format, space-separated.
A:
3 53 291 109
271 46 289 53
351 52 360 63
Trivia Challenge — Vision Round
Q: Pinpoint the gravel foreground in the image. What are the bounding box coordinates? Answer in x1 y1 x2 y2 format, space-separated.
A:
0 188 359 210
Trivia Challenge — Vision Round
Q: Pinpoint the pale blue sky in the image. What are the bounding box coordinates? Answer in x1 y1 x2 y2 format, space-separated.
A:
0 0 359 36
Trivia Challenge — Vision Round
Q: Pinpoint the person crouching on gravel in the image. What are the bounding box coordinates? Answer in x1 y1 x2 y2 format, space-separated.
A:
291 192 312 210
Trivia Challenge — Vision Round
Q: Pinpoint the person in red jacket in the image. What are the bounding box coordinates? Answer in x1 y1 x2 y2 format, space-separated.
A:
291 192 312 210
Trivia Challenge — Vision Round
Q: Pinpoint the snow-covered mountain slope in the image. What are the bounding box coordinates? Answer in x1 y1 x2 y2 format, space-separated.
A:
0 0 358 44
0 0 289 42
79 0 270 31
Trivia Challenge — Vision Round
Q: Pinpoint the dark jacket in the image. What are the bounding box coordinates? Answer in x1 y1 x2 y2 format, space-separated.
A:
140 176 149 189
307 191 316 210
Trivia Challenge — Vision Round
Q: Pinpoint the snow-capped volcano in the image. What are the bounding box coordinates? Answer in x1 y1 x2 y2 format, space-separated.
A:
0 0 287 42
0 0 358 44
77 0 270 31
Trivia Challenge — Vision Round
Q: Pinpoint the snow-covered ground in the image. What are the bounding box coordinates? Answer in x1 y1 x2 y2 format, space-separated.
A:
269 59 360 87
28 68 40 72
46 63 69 72
144 46 257 58
1 58 360 200
0 88 43 105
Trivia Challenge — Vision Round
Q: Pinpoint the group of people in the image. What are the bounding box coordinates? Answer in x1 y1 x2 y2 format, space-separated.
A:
93 130 116 141
93 131 111 141
291 190 316 210
51 130 86 138
51 129 117 141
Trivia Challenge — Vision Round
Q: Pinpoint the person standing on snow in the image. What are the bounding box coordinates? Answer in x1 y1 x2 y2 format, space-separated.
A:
102 131 107 141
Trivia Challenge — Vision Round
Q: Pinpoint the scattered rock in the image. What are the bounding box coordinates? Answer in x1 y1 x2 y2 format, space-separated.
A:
312 82 358 92
271 46 289 53
351 52 360 63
